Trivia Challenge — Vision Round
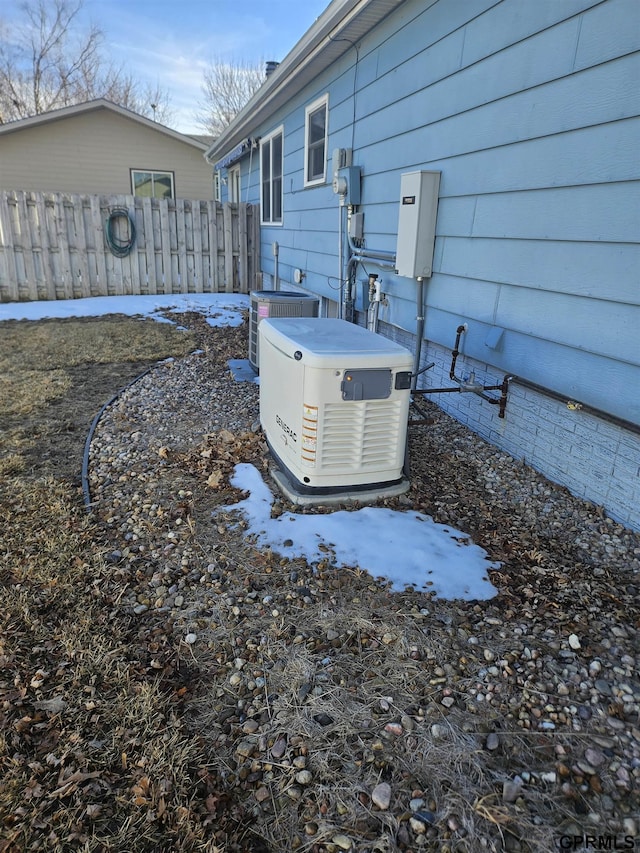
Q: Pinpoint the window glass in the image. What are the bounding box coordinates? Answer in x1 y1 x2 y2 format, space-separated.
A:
229 165 241 203
260 128 283 224
133 171 153 196
272 133 283 222
261 144 271 222
131 170 174 199
304 95 328 185
307 106 326 181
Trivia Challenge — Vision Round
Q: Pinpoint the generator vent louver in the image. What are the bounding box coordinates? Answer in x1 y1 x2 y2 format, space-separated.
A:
249 290 319 370
320 400 404 470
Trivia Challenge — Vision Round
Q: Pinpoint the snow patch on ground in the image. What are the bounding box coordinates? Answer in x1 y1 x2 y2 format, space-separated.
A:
219 463 499 601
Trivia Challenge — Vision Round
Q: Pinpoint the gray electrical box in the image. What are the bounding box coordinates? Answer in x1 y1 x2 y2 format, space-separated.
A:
349 211 364 240
396 171 441 279
338 166 361 205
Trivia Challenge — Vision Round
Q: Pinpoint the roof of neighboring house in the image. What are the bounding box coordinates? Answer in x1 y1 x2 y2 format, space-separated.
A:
187 133 216 146
0 98 209 150
205 0 405 166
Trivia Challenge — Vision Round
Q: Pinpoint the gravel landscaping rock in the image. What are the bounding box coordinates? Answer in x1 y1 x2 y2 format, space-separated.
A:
87 316 640 852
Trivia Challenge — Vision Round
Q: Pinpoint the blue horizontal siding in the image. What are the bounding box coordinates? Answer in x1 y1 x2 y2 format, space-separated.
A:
575 0 640 66
469 182 639 242
419 274 639 364
439 237 640 303
422 308 640 425
356 65 640 173
226 0 639 426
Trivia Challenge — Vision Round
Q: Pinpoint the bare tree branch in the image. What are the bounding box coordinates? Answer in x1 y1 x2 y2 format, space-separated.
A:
195 56 266 137
0 0 173 124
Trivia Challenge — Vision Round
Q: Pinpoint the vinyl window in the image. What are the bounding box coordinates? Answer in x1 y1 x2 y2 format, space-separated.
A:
131 170 174 199
260 127 283 225
304 94 328 186
228 165 241 203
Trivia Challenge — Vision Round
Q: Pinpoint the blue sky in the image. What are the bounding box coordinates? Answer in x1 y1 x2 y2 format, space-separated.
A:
88 0 330 133
6 0 330 134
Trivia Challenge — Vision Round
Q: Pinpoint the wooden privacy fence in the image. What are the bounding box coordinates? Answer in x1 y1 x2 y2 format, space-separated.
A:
0 191 261 302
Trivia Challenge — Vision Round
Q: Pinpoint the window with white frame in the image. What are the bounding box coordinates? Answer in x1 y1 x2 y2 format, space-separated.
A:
228 165 241 202
260 127 283 224
304 94 328 186
214 171 221 202
131 170 174 199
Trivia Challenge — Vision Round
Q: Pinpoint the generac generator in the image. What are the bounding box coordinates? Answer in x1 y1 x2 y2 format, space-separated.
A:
259 317 413 501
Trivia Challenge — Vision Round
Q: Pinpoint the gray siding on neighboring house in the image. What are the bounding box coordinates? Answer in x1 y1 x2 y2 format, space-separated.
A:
0 107 213 199
218 0 640 528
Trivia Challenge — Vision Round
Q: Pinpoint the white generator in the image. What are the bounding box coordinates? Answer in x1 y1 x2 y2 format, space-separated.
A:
259 317 413 502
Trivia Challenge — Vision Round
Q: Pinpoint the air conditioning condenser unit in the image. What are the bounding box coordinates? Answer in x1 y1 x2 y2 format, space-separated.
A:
249 290 319 370
259 317 413 503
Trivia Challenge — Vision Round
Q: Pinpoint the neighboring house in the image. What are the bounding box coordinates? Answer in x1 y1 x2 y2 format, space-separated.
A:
0 99 214 199
206 0 640 531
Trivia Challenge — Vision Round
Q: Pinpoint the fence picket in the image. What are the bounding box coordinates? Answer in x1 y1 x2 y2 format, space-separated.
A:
141 197 157 294
71 196 92 298
208 201 219 290
34 193 56 300
0 190 257 302
0 192 19 301
89 196 108 296
223 203 234 293
54 194 73 299
238 202 248 294
192 201 204 293
18 193 38 300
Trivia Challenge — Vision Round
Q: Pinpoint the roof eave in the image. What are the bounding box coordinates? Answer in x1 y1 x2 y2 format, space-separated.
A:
205 0 404 164
0 98 208 150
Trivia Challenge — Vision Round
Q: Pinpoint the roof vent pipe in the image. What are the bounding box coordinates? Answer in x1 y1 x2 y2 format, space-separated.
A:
265 61 280 78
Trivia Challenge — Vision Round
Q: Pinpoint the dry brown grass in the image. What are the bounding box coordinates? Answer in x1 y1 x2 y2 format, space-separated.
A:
0 313 256 852
0 316 196 373
0 369 72 416
0 315 197 480
0 476 226 852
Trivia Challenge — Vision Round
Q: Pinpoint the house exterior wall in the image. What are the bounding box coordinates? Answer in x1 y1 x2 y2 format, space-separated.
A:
0 109 213 199
219 0 640 530
381 319 640 531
